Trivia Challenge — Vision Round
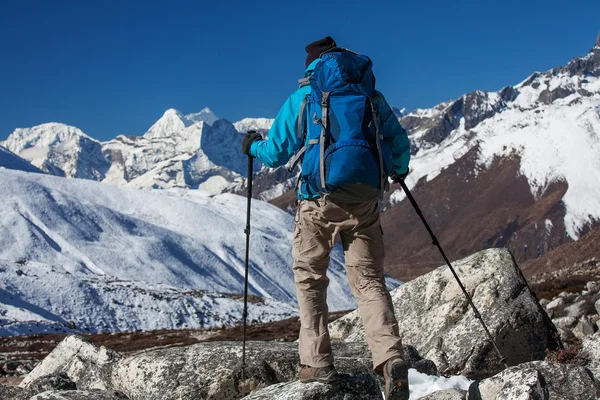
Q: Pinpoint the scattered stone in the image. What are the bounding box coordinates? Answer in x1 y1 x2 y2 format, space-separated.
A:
16 364 31 376
546 297 566 310
538 298 550 307
29 390 129 400
556 327 575 342
552 316 577 330
417 388 467 399
563 300 596 318
573 317 596 339
329 249 559 378
2 360 22 375
595 298 600 315
586 281 599 292
242 374 381 400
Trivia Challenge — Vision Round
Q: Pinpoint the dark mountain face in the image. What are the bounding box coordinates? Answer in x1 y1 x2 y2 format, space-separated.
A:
380 149 572 280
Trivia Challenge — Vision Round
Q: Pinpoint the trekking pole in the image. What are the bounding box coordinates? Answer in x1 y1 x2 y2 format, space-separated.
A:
241 136 254 381
399 181 508 368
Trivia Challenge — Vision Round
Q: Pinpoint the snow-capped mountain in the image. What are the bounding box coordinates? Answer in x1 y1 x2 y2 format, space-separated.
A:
185 107 219 126
392 106 409 118
2 123 110 179
0 166 400 335
1 109 261 195
377 34 600 280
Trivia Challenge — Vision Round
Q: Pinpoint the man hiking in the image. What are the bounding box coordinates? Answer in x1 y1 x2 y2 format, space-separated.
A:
241 36 411 400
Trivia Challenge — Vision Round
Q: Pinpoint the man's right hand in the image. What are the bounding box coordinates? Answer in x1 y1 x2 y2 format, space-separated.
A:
241 131 263 156
390 170 409 184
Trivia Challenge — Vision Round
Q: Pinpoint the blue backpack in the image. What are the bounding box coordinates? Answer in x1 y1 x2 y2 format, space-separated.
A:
289 48 393 202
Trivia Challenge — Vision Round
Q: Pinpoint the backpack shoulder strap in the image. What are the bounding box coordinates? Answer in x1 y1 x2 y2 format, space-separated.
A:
286 94 311 172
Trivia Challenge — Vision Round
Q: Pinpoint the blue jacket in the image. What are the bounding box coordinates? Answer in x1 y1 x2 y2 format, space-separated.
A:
250 59 411 198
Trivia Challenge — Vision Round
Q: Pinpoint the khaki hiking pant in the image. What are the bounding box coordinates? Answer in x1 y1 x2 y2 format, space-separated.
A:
292 198 404 371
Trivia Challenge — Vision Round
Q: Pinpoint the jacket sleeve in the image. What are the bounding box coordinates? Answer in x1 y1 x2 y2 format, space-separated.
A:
377 93 411 175
250 87 309 168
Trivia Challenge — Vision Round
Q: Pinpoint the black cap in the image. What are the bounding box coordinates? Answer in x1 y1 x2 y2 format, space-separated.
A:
305 36 337 68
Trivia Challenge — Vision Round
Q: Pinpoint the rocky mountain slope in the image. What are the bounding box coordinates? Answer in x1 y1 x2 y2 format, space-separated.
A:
374 34 600 280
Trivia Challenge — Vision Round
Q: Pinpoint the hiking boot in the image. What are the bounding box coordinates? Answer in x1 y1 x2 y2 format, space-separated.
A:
298 364 338 383
383 356 409 400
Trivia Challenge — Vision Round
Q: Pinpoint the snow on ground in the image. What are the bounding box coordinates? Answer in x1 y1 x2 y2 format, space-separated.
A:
0 168 400 335
408 368 472 399
0 259 296 336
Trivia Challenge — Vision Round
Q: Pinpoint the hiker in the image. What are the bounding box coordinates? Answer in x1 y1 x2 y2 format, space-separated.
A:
241 36 411 400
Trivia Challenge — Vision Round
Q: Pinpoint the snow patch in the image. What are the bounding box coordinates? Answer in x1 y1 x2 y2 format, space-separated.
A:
408 368 472 399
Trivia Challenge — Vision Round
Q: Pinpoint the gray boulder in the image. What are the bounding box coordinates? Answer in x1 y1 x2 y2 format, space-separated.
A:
241 374 381 400
20 335 123 391
471 361 600 400
472 367 548 399
418 388 467 400
581 334 600 380
329 249 559 378
518 361 600 400
29 390 129 400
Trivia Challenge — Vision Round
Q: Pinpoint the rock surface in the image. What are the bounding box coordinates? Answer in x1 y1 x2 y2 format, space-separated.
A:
518 361 600 399
329 249 559 378
241 374 381 400
473 366 548 399
30 390 129 400
26 373 77 394
418 388 467 400
21 336 123 390
471 361 600 400
0 384 27 400
22 335 405 400
581 334 600 380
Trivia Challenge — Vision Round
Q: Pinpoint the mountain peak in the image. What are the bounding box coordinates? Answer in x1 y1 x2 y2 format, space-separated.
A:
186 108 218 126
162 108 186 118
145 109 195 139
3 123 92 153
596 32 600 48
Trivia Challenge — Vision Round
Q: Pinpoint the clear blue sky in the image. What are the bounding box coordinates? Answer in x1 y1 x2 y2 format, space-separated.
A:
1 0 599 142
